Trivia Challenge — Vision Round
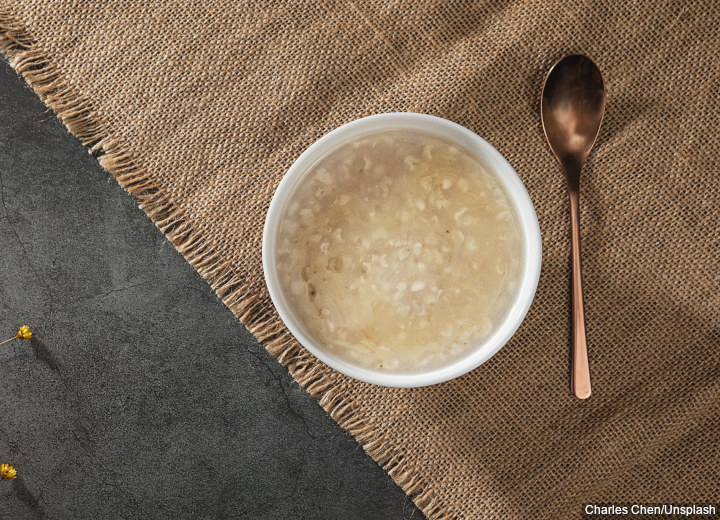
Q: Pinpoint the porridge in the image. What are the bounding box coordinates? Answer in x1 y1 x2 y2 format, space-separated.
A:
275 129 522 373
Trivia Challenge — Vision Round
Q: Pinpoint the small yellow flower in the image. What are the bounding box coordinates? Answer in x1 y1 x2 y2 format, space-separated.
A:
0 326 33 346
0 464 17 480
18 326 32 341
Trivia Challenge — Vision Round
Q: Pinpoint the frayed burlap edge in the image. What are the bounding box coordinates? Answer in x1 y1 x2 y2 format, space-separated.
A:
0 8 453 520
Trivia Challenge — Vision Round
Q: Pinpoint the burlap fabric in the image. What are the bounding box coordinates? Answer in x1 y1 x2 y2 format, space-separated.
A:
2 2 718 518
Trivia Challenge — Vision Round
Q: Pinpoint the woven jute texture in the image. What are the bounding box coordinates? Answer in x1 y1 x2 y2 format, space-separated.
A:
2 2 719 518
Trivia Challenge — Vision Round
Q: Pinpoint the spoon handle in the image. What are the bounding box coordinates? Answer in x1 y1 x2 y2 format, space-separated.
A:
568 186 592 399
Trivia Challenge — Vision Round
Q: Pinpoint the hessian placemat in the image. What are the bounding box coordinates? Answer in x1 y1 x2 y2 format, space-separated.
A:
1 2 718 518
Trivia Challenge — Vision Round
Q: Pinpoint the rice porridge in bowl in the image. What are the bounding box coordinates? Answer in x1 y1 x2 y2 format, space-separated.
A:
263 114 541 387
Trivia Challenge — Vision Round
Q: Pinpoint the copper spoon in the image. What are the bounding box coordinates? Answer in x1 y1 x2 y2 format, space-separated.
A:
541 55 606 400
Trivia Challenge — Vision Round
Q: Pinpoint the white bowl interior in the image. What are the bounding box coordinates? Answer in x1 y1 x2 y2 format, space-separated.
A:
263 113 541 387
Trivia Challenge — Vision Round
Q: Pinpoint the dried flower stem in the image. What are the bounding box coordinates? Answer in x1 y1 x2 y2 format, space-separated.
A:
0 326 33 346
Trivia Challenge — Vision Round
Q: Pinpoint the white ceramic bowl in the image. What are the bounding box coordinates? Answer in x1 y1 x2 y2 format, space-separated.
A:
263 113 541 387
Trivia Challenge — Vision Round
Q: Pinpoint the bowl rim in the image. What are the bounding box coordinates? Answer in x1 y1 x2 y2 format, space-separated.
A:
262 112 542 387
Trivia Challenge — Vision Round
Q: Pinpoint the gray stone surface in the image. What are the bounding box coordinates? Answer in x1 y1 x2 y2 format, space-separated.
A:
0 57 424 520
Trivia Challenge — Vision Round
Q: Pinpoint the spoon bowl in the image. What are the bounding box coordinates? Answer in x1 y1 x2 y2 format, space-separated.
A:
542 55 606 182
541 55 606 399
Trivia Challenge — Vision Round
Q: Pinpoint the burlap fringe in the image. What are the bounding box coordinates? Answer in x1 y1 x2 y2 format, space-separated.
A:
0 9 452 520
